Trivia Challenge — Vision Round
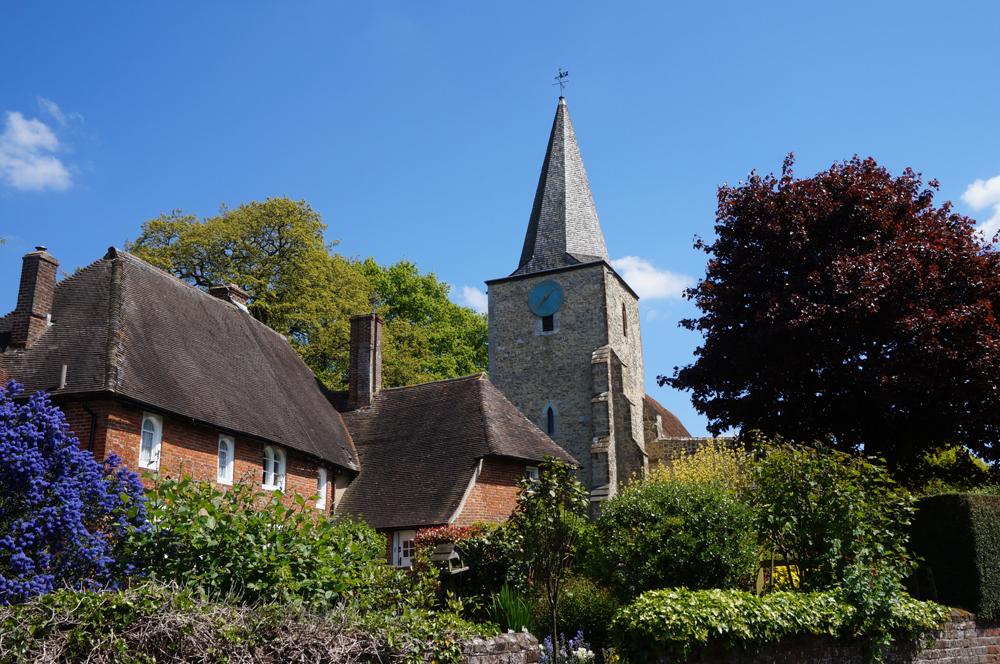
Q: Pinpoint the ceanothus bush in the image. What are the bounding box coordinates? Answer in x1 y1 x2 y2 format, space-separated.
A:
0 381 146 604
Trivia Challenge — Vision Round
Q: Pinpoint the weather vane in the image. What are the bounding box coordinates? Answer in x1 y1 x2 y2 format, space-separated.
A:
553 68 569 94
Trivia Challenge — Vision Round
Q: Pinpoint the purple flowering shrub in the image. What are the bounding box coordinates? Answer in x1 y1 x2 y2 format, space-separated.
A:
0 381 146 604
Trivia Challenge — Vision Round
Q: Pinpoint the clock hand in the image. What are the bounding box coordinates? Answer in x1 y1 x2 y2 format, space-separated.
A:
538 285 556 304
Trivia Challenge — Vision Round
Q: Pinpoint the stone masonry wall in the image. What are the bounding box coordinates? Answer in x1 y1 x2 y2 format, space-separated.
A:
455 457 534 526
59 399 333 512
488 264 610 489
664 610 998 664
460 632 539 664
603 266 645 449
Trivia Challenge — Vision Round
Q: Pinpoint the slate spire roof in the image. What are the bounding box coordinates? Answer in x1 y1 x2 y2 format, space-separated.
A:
513 97 610 277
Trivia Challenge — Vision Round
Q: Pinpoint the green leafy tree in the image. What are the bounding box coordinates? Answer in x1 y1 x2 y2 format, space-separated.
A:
126 199 488 389
752 444 917 593
354 257 488 387
508 458 589 660
126 198 373 387
585 473 758 601
663 155 1000 472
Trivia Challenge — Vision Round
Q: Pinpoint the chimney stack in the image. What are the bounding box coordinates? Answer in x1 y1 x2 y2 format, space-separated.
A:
208 283 250 311
10 247 58 350
349 313 383 408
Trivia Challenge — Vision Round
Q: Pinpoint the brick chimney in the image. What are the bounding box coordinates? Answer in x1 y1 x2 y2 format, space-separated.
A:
348 313 383 408
208 283 250 311
10 247 59 350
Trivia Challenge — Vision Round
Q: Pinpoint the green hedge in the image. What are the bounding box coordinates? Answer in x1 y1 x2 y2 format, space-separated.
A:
909 493 1000 618
609 588 948 664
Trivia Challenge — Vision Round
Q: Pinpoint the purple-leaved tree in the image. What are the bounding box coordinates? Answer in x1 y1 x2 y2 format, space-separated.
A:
0 381 146 604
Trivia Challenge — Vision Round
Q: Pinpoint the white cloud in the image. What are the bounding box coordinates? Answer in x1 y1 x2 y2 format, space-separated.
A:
610 256 693 300
460 285 488 313
0 111 72 191
962 174 1000 241
37 97 82 127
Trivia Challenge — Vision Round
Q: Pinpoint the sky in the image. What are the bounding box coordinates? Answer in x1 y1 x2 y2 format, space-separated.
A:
3 2 1000 437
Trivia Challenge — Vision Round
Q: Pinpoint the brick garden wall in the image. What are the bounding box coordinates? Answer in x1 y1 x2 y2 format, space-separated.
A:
667 609 999 664
58 398 332 512
454 457 530 525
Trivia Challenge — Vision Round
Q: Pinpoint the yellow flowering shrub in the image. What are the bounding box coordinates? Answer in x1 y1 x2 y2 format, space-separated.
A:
655 439 753 495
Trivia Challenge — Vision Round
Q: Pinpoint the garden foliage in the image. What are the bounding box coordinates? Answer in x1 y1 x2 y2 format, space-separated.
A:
0 581 490 664
587 473 758 600
508 458 589 660
126 472 385 605
531 576 619 652
611 587 948 664
0 382 145 605
752 445 916 592
658 438 753 495
908 493 1000 619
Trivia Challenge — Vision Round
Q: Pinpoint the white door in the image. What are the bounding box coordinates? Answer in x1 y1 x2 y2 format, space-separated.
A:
393 529 416 568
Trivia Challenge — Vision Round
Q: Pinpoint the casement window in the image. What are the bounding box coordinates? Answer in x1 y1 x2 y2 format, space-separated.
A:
262 446 286 490
138 413 163 470
526 466 539 481
316 467 328 510
217 435 235 484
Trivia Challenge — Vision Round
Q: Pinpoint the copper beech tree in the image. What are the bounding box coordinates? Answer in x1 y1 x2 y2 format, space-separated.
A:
662 155 1000 470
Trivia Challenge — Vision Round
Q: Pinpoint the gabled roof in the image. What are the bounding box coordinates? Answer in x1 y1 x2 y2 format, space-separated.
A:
513 97 610 277
336 373 576 530
644 394 692 438
0 248 358 471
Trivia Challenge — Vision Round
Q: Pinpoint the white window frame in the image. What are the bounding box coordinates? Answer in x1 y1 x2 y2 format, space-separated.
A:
138 412 163 470
316 467 328 510
526 466 539 481
217 435 235 485
262 445 286 491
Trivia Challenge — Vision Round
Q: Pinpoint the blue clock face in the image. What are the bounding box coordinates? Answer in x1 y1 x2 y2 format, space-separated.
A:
528 280 565 317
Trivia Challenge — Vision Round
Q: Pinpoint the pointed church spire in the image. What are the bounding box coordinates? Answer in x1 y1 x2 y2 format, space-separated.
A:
513 97 610 277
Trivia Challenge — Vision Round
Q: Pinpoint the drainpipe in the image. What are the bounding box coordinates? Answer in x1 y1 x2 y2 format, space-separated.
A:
81 400 98 453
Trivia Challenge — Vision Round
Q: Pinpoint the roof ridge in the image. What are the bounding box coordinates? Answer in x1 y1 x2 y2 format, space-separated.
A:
475 376 500 457
111 247 293 345
377 372 488 392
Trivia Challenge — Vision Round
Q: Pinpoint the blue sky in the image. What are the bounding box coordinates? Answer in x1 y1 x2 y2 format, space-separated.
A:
3 2 1000 436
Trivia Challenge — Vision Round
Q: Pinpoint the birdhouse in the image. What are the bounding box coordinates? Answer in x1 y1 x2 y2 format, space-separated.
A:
429 543 468 575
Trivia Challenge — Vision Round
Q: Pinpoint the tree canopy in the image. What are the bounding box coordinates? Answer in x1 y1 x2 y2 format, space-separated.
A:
126 198 487 389
663 155 1000 470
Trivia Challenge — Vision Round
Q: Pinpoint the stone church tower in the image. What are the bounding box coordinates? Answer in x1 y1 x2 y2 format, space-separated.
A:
486 97 661 515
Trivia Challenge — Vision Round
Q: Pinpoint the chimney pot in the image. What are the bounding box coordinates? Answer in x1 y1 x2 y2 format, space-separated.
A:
9 248 59 350
348 313 383 408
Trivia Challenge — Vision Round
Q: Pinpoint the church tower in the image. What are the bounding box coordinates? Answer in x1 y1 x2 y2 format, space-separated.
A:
486 97 648 515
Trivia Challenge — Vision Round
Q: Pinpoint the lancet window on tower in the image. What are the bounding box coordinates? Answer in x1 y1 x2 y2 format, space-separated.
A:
622 303 628 338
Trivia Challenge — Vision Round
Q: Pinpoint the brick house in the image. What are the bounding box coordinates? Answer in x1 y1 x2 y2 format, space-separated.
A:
0 245 574 566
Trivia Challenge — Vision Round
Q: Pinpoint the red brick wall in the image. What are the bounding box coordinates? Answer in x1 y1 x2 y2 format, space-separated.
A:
453 457 532 525
57 399 332 513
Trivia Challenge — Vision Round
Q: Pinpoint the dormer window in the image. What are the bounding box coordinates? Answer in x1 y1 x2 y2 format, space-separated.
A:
218 435 234 484
262 446 286 490
138 413 162 470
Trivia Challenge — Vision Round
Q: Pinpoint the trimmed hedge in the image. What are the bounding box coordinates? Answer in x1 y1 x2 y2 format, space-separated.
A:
610 588 948 664
908 493 1000 619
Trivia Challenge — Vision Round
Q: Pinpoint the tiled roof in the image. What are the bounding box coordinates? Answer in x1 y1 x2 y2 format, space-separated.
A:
0 248 358 471
644 394 692 438
336 373 575 530
513 97 610 277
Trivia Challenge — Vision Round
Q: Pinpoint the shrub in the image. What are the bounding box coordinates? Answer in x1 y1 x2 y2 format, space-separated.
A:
753 444 916 592
0 581 492 664
531 576 619 652
414 522 526 599
126 472 385 605
661 438 753 495
490 584 533 633
587 475 758 601
0 383 146 605
610 587 948 664
908 493 1000 619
